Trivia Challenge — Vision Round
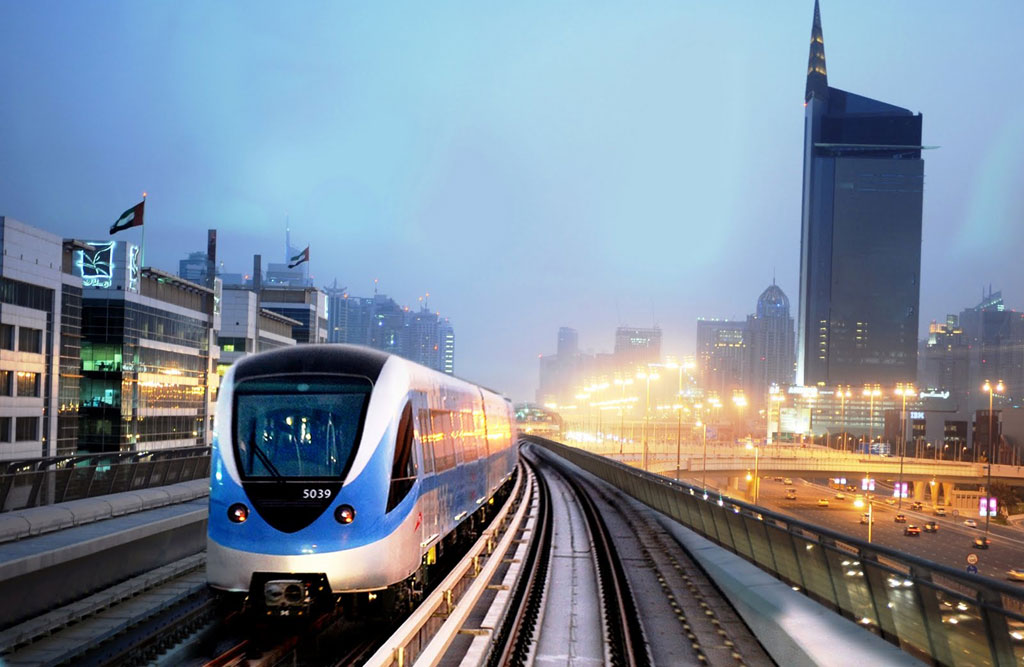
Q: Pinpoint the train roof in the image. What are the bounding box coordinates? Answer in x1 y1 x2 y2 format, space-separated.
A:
232 344 392 383
230 344 511 402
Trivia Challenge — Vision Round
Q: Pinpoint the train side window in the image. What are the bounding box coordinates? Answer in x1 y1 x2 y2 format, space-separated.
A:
461 410 477 461
416 408 434 475
431 410 455 472
387 402 416 512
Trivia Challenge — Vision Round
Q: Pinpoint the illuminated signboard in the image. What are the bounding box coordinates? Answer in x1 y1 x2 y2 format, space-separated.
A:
128 245 140 292
78 242 116 288
979 497 997 517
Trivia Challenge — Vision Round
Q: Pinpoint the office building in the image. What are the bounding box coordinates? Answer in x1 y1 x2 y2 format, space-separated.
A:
0 217 85 460
614 326 661 368
747 283 795 402
217 288 298 372
76 241 219 453
796 0 924 388
259 286 328 344
326 291 455 374
696 319 748 400
178 251 210 285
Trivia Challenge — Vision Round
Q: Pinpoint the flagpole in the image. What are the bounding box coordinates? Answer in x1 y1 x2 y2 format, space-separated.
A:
140 192 147 267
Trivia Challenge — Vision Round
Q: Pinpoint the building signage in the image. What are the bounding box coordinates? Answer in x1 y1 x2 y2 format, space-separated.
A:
78 242 116 288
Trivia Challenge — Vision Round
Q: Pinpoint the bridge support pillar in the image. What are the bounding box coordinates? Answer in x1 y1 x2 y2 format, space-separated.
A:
727 476 741 495
912 481 927 502
939 481 954 506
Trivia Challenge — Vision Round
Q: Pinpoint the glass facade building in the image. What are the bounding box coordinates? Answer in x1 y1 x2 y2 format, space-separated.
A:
796 1 924 388
76 246 218 453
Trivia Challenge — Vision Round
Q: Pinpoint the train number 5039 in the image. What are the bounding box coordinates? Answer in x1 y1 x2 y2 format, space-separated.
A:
302 489 332 499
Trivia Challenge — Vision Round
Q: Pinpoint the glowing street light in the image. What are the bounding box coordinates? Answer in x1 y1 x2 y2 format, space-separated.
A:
862 384 882 449
636 369 659 470
981 379 1005 538
894 383 916 510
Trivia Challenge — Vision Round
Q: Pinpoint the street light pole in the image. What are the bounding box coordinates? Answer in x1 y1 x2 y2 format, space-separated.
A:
637 369 659 470
895 383 915 511
982 379 1004 538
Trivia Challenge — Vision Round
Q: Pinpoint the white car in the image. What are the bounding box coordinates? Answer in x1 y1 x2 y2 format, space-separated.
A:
964 519 978 528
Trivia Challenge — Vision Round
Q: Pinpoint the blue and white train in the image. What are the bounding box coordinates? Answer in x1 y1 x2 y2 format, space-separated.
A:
207 344 517 613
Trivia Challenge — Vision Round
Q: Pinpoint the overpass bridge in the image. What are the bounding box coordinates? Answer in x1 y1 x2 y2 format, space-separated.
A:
590 441 1024 507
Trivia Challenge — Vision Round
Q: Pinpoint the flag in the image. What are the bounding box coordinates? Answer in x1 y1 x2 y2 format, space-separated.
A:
289 246 310 268
110 200 145 235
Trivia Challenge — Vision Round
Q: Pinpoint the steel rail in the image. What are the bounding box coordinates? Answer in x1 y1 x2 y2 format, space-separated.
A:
364 464 527 667
554 463 651 667
487 456 551 667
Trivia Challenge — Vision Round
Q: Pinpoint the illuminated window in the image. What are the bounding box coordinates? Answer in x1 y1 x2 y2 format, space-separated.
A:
16 372 39 397
0 370 10 396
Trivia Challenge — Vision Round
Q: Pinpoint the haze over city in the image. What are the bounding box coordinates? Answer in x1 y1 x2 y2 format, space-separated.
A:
2 2 1023 400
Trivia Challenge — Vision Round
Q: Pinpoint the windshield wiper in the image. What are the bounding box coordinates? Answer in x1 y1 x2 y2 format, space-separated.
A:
249 423 284 480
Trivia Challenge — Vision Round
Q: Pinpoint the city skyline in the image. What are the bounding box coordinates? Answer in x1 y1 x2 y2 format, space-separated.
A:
2 2 1023 401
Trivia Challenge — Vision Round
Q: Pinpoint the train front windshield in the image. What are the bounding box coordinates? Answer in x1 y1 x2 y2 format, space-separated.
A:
233 376 372 479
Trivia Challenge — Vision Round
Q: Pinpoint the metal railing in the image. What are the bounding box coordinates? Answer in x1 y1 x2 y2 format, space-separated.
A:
0 447 210 512
526 435 1024 667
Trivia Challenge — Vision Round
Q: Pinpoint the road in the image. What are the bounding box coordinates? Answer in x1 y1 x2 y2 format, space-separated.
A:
683 473 1024 584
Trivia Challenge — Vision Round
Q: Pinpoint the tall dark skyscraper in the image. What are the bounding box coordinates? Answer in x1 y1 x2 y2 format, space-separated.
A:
796 0 925 388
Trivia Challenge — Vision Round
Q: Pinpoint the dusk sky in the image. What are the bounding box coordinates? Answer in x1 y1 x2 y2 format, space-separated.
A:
2 2 1023 402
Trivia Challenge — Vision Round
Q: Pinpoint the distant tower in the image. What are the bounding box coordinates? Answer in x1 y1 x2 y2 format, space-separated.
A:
796 0 924 387
748 282 795 400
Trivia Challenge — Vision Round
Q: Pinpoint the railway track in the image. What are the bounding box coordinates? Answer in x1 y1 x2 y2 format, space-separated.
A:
2 446 774 666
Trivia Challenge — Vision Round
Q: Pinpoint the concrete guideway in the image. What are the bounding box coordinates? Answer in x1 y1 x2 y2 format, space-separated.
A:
0 480 209 630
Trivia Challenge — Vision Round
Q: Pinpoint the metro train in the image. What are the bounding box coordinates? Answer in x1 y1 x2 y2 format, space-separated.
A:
207 344 518 614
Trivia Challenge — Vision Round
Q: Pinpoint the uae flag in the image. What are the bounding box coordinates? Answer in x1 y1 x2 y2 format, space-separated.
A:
289 246 310 268
110 200 145 235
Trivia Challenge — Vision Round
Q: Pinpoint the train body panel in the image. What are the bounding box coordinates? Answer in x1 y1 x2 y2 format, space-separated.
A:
207 344 516 603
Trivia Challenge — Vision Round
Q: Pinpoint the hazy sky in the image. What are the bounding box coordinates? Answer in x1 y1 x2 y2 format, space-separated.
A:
2 2 1023 402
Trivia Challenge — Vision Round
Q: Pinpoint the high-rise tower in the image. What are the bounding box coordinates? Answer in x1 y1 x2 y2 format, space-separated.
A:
796 0 924 387
748 282 795 399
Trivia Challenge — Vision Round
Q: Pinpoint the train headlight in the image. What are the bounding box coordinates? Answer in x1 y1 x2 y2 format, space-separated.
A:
228 503 249 523
334 504 356 524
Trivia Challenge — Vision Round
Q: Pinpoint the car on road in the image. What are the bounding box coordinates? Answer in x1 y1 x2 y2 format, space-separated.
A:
834 492 846 500
894 514 907 523
885 498 897 506
860 513 873 525
964 519 978 528
1008 568 1024 582
817 498 830 507
785 489 797 500
911 501 923 511
923 521 939 533
773 476 784 482
934 507 947 517
973 536 991 549
904 525 921 536
783 478 793 485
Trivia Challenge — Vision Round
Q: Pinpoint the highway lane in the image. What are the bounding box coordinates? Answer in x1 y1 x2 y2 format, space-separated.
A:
682 474 1024 585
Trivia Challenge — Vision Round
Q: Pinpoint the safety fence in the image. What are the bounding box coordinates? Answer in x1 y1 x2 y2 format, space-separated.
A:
526 435 1024 667
0 447 210 512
